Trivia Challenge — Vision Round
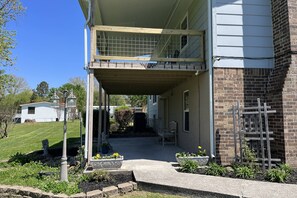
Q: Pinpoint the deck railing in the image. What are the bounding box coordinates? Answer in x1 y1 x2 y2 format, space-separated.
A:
90 25 205 70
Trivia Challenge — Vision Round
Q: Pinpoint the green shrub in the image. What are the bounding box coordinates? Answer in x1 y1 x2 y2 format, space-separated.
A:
279 164 292 174
242 143 256 163
265 168 289 183
206 163 226 176
234 165 255 179
180 160 198 173
87 170 110 182
114 106 133 130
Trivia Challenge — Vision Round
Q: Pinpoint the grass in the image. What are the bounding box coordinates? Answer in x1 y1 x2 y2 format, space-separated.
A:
0 120 83 161
0 161 82 195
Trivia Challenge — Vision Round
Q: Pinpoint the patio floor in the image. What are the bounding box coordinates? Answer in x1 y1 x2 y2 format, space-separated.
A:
108 137 297 198
109 136 184 163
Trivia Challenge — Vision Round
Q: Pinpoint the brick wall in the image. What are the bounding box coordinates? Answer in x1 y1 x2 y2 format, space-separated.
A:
268 0 297 167
213 68 271 164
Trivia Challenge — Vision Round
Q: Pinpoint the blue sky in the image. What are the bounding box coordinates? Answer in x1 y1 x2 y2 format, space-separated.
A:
6 0 88 89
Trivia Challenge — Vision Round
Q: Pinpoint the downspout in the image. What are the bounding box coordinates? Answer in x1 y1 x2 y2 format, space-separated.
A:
208 0 215 158
84 0 91 159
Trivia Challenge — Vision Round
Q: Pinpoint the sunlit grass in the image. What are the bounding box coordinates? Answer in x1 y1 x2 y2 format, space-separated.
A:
0 120 83 161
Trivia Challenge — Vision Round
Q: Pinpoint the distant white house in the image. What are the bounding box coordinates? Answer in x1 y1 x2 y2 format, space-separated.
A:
19 102 65 123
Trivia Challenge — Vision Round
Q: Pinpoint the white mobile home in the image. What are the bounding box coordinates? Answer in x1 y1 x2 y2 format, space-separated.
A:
20 102 64 123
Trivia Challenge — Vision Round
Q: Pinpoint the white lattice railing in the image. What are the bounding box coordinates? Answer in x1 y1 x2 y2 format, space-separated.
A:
90 25 205 67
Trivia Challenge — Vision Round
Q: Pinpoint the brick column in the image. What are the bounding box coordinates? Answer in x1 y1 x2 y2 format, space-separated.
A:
269 0 297 166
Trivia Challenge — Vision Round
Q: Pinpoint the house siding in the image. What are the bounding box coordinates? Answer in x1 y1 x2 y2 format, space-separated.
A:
160 72 210 155
213 0 274 68
147 96 159 131
21 103 64 123
213 0 297 167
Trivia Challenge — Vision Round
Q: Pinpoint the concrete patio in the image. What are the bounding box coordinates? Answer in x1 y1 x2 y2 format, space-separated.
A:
108 137 297 198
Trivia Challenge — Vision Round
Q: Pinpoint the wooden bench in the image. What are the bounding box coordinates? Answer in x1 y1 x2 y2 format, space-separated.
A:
158 121 177 146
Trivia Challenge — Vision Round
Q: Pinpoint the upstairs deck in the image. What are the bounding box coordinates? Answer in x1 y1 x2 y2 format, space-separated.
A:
89 25 206 71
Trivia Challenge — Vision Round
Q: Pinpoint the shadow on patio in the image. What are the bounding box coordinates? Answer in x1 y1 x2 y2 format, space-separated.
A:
109 137 184 162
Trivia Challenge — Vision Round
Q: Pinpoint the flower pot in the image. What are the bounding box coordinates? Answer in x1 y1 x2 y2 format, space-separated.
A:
176 156 209 166
90 156 124 169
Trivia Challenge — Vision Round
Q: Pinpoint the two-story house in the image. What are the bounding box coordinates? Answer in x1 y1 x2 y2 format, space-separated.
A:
79 0 297 167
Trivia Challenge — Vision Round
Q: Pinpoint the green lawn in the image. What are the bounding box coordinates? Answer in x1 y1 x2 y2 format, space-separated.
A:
0 120 83 161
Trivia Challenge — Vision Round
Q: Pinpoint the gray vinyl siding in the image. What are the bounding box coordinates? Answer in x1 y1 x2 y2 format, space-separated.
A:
213 0 274 68
182 0 209 68
162 0 209 69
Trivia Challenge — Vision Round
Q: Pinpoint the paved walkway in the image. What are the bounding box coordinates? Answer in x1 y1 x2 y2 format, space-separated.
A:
109 137 297 198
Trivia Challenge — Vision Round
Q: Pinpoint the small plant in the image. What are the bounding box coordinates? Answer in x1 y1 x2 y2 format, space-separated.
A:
234 165 255 179
279 164 292 174
180 160 198 173
88 170 110 182
94 154 101 160
197 146 206 156
265 168 289 183
93 153 122 160
206 163 226 176
176 145 207 158
242 142 256 163
112 152 120 158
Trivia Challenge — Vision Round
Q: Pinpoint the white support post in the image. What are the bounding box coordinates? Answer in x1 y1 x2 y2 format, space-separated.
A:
87 69 94 163
98 83 103 150
108 94 110 136
103 91 107 140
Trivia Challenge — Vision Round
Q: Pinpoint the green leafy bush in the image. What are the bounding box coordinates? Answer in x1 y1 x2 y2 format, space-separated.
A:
206 163 226 176
180 160 198 173
114 106 133 130
265 168 289 183
86 170 110 182
234 165 255 179
279 164 292 174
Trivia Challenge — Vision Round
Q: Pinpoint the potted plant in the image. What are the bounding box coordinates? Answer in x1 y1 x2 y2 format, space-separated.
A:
176 146 209 166
90 152 124 169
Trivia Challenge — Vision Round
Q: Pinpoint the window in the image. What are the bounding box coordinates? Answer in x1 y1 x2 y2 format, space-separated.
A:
149 95 152 100
153 95 157 104
180 14 188 51
28 107 35 114
183 91 189 132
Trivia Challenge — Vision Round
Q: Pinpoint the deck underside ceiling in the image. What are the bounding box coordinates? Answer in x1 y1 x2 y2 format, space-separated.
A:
94 69 196 95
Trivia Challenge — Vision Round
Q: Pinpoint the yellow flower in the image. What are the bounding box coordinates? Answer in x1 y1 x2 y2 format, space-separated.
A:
112 152 120 158
94 154 101 159
198 146 202 149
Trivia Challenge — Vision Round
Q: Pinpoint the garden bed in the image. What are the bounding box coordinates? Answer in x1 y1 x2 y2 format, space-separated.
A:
79 171 134 192
178 164 297 184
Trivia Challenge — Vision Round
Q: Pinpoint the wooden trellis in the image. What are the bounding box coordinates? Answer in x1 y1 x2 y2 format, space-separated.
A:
232 98 280 170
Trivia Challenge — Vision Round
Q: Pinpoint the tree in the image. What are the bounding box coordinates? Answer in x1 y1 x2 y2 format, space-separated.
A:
0 70 14 97
128 95 147 107
69 77 86 89
109 95 126 106
36 81 49 98
6 75 29 95
0 96 15 138
0 0 24 67
59 83 86 113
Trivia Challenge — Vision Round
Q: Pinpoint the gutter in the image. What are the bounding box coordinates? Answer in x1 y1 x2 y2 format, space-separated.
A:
208 0 215 158
84 0 91 159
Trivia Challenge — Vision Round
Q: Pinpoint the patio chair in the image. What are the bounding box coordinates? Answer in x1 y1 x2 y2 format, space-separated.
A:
158 121 177 146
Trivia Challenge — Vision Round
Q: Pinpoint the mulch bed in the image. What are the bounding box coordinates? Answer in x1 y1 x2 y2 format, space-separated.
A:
78 171 134 192
182 167 297 184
